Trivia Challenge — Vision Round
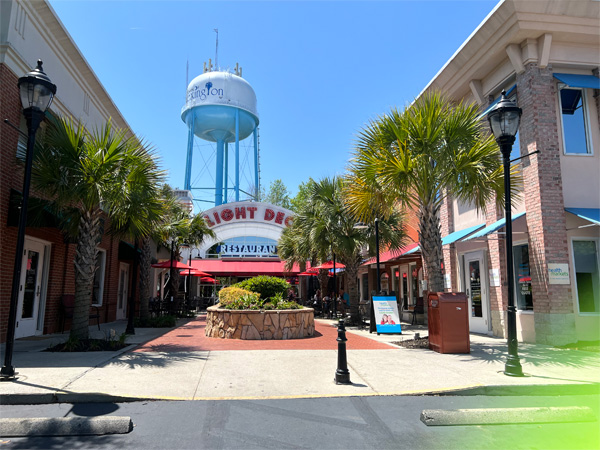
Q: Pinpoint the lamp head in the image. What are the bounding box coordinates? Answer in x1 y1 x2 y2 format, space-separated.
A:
18 60 56 112
487 90 522 144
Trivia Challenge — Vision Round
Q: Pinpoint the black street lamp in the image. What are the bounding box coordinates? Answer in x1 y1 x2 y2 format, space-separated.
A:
354 218 380 333
1 60 56 379
487 90 524 377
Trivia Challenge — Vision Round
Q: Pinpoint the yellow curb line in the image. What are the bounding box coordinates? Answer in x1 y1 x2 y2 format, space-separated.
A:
94 383 486 402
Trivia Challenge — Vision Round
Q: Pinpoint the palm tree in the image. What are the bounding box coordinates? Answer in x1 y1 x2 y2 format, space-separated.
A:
346 91 521 293
153 185 215 303
280 177 406 324
32 116 164 339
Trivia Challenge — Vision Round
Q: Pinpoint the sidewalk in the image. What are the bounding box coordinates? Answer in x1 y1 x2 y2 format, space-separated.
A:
1 315 599 405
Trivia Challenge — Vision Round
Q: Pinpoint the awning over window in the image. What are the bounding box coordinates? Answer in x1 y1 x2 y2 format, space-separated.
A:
463 212 526 241
553 73 600 90
362 242 420 266
478 85 517 119
565 208 600 226
401 223 486 255
192 259 301 276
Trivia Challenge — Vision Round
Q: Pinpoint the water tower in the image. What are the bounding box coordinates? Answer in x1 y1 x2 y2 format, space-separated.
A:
181 61 260 207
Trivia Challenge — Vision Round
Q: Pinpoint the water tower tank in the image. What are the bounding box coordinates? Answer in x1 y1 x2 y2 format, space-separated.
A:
181 69 260 206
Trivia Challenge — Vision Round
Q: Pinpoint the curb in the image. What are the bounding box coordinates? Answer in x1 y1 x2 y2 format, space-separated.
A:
434 383 600 397
3 383 598 405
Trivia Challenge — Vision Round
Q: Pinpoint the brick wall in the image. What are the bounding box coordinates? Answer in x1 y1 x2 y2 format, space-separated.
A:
440 194 458 292
0 62 139 341
516 62 576 345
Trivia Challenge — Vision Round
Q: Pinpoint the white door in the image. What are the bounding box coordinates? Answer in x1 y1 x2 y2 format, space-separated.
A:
117 263 129 320
464 251 490 334
15 240 46 339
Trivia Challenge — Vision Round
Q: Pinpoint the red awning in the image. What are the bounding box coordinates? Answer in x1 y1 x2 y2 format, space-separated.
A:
362 243 420 266
191 259 302 277
151 260 194 270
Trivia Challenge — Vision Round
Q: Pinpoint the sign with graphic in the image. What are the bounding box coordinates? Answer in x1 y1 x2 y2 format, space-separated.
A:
548 263 570 284
489 268 500 287
373 296 402 334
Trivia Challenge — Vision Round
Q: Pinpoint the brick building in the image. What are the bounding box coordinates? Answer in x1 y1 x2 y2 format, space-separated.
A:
419 0 599 345
0 0 157 340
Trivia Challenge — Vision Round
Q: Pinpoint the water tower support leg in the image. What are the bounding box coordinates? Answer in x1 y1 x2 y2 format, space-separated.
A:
184 115 195 190
235 109 240 202
224 142 229 204
215 139 224 206
253 129 259 199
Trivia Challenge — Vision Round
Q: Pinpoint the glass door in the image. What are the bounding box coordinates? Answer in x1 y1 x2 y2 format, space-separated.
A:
117 263 129 320
464 250 490 334
15 240 46 339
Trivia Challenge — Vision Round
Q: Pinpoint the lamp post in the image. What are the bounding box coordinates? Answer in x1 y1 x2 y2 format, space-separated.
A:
354 219 379 333
1 60 56 379
487 90 524 377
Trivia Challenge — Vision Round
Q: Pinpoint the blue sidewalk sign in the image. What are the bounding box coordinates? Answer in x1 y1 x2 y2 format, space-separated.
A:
373 296 402 334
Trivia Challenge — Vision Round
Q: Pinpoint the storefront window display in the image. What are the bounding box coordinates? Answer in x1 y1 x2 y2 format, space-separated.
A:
573 239 599 313
513 244 533 310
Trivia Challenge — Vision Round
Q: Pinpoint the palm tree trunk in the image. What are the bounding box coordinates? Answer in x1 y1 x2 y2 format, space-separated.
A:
419 202 444 293
345 262 361 325
139 238 152 320
71 209 103 340
317 269 329 298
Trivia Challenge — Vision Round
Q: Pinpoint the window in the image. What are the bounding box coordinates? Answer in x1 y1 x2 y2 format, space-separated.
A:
92 249 106 306
573 240 599 313
513 244 533 310
559 87 591 155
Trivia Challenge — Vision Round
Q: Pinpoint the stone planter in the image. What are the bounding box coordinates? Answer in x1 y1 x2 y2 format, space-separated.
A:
205 306 315 339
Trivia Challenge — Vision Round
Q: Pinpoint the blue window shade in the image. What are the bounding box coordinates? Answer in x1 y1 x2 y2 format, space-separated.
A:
560 89 582 115
553 73 600 90
565 208 600 226
464 212 526 241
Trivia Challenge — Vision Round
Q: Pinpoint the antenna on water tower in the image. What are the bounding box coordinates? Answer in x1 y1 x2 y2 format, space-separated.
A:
214 28 219 70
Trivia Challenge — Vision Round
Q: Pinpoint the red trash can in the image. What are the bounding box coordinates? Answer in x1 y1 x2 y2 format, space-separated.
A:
427 292 470 354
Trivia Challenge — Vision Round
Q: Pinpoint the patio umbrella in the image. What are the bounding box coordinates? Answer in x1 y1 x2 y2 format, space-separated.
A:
179 269 212 277
151 260 194 270
298 272 318 276
314 261 346 269
200 277 219 284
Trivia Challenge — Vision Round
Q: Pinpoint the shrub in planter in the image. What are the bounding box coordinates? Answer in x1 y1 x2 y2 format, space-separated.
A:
234 276 289 300
218 286 263 310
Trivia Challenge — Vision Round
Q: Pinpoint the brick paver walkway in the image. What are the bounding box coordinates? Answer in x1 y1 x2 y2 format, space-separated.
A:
135 315 396 352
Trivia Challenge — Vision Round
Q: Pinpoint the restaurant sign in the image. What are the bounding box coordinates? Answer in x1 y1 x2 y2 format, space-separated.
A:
203 202 293 229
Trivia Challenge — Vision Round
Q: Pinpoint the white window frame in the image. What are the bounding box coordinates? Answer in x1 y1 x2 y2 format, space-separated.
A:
558 85 593 156
92 249 106 306
570 237 600 316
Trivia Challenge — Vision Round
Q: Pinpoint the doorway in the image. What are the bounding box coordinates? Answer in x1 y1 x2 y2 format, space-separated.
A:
117 263 130 320
463 250 490 334
15 239 47 339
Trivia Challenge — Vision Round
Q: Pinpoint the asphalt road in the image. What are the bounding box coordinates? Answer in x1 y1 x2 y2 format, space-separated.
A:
1 395 598 450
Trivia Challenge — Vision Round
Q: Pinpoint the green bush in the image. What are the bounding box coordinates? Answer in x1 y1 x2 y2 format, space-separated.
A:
218 287 262 310
218 279 302 310
233 276 290 300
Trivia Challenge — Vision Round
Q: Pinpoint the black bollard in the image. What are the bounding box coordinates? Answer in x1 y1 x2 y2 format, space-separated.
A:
335 319 351 384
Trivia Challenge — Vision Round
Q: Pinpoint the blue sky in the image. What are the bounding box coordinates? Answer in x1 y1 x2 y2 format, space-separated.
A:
48 0 498 208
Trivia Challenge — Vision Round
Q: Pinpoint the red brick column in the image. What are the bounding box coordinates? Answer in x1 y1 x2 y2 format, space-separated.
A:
485 199 507 338
516 63 576 345
440 194 457 292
